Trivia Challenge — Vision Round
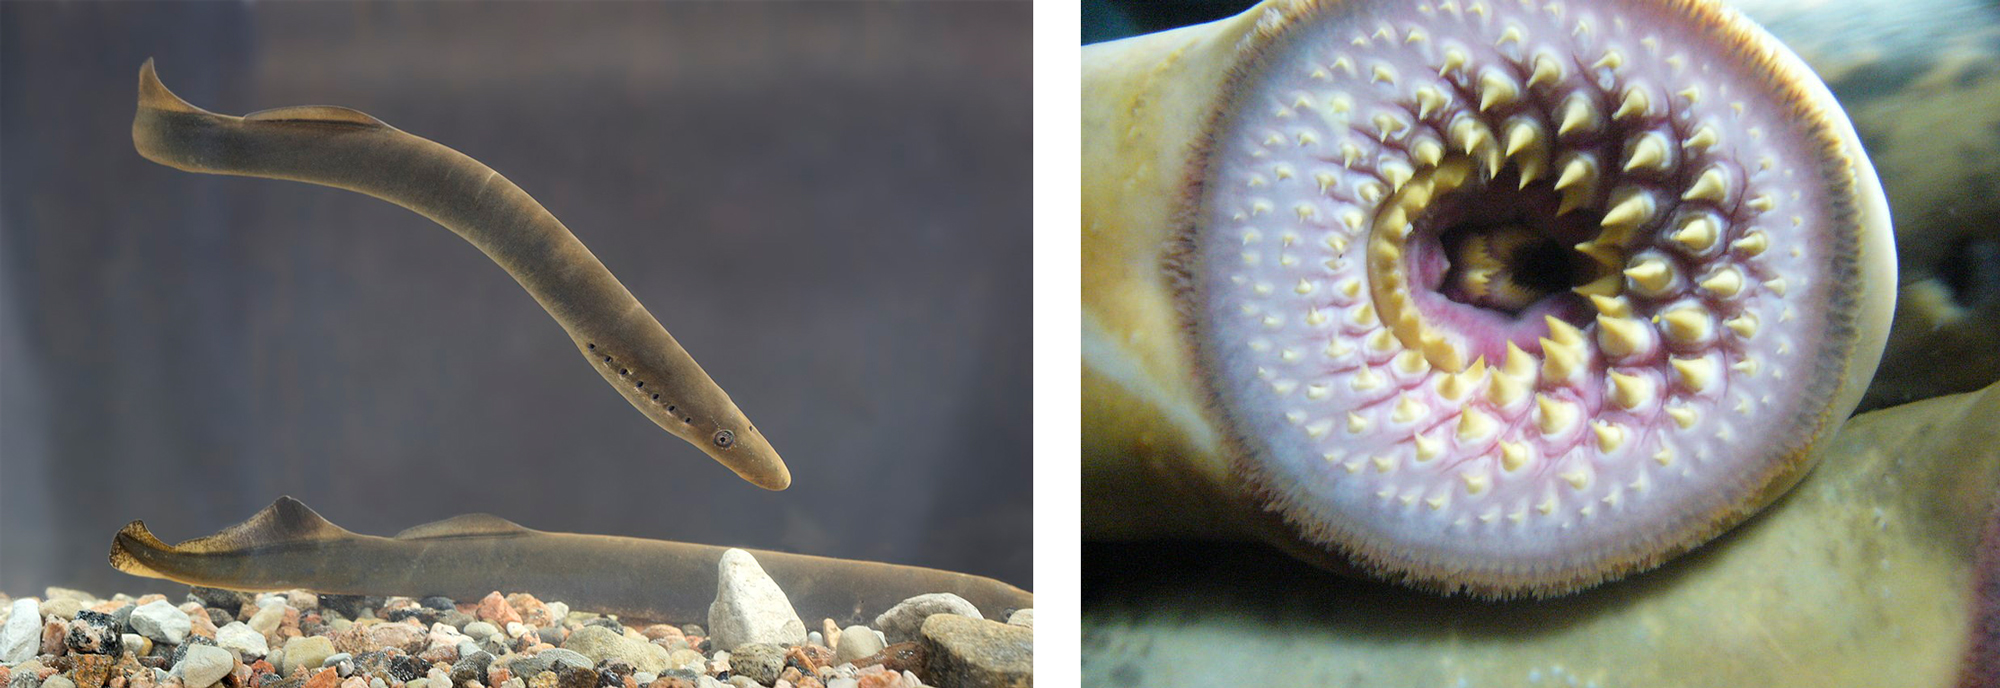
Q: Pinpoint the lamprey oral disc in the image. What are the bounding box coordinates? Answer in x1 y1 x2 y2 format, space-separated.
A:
1083 0 1895 596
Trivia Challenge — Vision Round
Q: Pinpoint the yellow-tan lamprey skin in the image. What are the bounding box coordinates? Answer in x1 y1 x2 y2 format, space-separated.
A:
1082 0 1895 597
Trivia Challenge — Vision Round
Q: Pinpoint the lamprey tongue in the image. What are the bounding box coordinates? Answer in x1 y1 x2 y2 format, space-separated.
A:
1176 0 1893 596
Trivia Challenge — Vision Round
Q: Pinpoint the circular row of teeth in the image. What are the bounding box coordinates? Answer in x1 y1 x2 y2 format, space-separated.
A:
1213 0 1817 527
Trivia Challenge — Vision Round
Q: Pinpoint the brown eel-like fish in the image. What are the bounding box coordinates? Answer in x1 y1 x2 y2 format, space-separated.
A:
131 59 789 491
109 497 1032 625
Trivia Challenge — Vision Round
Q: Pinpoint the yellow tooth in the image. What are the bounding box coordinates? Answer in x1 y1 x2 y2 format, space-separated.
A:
1504 119 1542 158
1375 456 1397 473
1724 313 1759 338
1592 421 1625 452
1306 419 1335 438
1415 86 1449 119
1661 306 1712 343
1571 273 1623 297
1371 63 1397 85
1294 278 1315 295
1553 154 1595 191
1462 472 1491 495
1496 25 1524 46
1654 447 1674 466
1415 431 1444 461
1608 371 1651 409
1440 47 1469 76
1671 356 1715 392
1595 315 1649 358
1561 468 1591 490
1392 396 1429 424
1458 405 1497 440
1666 403 1698 428
1539 336 1583 382
1672 216 1718 252
1746 194 1775 212
1622 132 1669 171
1573 240 1622 270
1413 138 1445 166
1426 495 1449 511
1305 383 1330 400
1373 113 1408 141
1368 328 1399 353
1731 357 1760 377
1601 191 1655 230
1682 125 1720 153
1612 87 1650 120
1591 49 1624 72
1394 349 1430 375
1538 497 1559 515
1764 278 1788 296
1451 117 1492 157
1528 52 1563 88
1501 341 1537 380
1589 294 1632 317
1732 231 1768 256
1500 441 1530 472
1479 70 1520 111
1545 315 1586 348
1347 411 1371 434
1623 257 1674 294
1682 167 1730 203
1487 371 1529 407
1380 160 1414 191
1699 267 1744 297
1557 94 1597 137
1351 366 1385 391
1423 332 1468 372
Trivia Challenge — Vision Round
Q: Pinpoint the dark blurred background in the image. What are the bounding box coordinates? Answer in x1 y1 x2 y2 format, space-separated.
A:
0 1 1030 597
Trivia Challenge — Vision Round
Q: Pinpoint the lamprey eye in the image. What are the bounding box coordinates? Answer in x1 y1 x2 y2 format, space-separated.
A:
713 429 735 449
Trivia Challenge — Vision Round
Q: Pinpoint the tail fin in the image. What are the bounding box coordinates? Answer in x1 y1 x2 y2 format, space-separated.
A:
107 520 171 579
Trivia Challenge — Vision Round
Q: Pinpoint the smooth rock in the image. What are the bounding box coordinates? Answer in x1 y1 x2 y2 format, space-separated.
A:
706 550 806 651
560 627 665 674
917 615 1029 688
1 598 40 663
38 601 80 622
215 622 268 659
130 602 191 645
248 606 286 637
833 627 882 665
120 634 152 657
281 637 335 676
728 644 784 685
41 676 73 688
872 596 978 646
175 645 237 688
1003 610 1032 630
462 622 500 641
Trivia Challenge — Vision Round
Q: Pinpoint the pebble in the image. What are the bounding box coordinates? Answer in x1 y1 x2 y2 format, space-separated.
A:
365 622 425 654
561 627 666 675
475 594 521 627
705 550 806 651
281 636 335 676
174 644 236 688
37 601 81 622
1 598 41 663
725 644 784 686
216 622 269 659
65 611 122 655
833 627 882 665
249 605 287 637
917 615 1028 688
41 677 73 688
463 622 500 642
871 596 978 646
130 601 192 645
120 634 151 657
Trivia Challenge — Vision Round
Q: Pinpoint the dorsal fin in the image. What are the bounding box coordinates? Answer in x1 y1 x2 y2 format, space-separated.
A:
243 105 387 128
172 496 352 553
395 513 531 540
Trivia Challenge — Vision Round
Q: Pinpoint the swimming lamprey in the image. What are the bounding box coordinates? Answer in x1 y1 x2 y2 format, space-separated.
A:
130 60 789 491
109 497 1033 624
1083 0 1894 596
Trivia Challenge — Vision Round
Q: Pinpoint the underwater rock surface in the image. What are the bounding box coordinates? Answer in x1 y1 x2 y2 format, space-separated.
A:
0 574 1032 688
1083 376 2000 686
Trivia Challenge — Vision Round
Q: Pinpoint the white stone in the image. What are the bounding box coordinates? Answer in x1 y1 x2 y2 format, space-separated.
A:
706 549 806 651
834 625 882 663
1 598 41 664
216 621 270 659
1006 609 1034 629
131 600 192 645
175 644 237 688
872 593 981 644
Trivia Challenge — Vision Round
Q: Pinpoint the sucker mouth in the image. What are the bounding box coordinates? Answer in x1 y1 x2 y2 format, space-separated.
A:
1183 0 1876 594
